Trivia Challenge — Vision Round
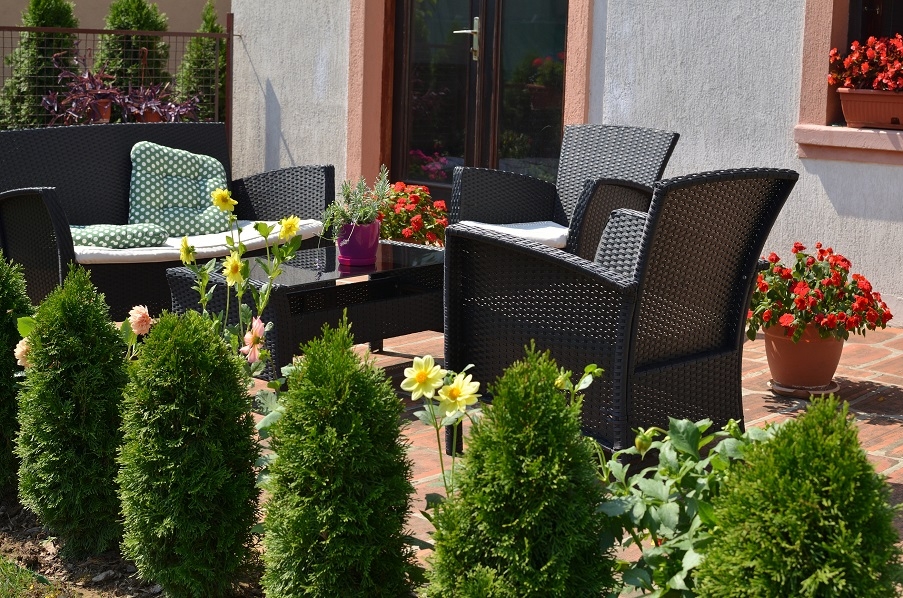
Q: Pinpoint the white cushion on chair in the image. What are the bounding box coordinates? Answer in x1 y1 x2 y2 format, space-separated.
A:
74 219 322 264
458 220 569 249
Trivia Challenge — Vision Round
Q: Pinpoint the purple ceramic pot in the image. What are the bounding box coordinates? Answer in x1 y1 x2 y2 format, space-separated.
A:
336 221 380 266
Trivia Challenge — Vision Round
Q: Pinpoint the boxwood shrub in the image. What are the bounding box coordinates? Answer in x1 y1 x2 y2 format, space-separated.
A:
16 266 125 557
427 345 617 596
118 310 259 597
694 395 903 597
261 319 420 597
0 254 32 494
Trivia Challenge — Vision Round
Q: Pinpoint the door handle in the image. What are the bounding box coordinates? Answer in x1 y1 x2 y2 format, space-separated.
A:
453 17 479 61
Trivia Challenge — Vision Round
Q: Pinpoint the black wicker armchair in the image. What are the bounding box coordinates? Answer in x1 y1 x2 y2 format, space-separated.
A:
444 168 799 452
0 122 334 319
450 123 679 260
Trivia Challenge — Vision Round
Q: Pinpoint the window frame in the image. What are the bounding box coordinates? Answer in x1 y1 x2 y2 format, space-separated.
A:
795 0 903 165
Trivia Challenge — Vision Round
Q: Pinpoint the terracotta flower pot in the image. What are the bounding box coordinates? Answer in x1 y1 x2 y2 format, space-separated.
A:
89 99 112 123
764 325 844 397
336 221 380 266
837 88 903 130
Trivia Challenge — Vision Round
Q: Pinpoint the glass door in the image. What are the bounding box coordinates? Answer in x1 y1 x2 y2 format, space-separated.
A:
392 0 569 198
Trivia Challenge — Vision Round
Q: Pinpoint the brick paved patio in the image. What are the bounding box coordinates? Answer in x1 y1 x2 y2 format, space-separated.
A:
362 326 903 562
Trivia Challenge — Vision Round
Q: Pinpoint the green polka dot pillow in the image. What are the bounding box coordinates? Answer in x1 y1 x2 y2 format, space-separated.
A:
71 223 169 249
128 141 231 236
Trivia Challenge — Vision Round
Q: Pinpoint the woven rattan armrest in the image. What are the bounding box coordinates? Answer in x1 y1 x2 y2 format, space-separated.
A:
566 179 653 260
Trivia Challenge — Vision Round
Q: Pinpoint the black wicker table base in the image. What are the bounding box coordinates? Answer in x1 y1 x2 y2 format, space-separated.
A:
167 241 444 379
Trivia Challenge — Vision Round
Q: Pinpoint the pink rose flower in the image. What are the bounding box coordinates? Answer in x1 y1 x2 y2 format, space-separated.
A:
128 305 153 336
240 317 266 363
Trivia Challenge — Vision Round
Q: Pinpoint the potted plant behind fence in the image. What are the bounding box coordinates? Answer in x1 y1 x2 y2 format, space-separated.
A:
41 50 120 125
746 242 893 398
829 34 903 129
322 165 391 266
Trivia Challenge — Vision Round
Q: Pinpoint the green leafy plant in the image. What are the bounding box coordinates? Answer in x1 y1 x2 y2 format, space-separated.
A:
694 395 903 597
426 345 617 597
600 418 779 597
175 0 226 121
0 0 78 129
15 266 125 558
96 0 170 88
0 253 32 494
118 310 259 597
261 318 421 597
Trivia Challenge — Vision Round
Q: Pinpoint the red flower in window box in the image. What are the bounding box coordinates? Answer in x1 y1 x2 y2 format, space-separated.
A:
747 242 892 342
829 35 903 91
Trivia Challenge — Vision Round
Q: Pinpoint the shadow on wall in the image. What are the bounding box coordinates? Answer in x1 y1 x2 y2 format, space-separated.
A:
802 159 903 222
265 80 281 171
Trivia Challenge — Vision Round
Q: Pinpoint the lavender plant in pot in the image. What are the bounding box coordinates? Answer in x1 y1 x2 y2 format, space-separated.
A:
322 164 391 266
42 50 120 125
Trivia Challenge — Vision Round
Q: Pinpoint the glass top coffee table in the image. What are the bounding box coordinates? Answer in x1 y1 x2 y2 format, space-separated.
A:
167 241 444 379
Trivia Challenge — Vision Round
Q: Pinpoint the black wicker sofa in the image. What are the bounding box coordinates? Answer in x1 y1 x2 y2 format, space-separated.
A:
0 122 334 320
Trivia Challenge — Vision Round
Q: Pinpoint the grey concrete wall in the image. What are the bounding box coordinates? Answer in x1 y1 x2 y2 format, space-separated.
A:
594 0 903 319
229 0 349 185
1 0 229 32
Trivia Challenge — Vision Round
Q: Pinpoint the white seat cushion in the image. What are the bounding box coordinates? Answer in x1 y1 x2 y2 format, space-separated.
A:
74 219 322 264
459 220 569 249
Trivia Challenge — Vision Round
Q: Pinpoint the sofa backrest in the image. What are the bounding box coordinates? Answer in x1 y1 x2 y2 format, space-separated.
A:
0 122 231 226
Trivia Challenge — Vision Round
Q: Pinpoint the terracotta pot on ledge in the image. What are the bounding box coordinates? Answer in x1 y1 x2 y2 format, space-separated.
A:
837 88 903 130
764 325 844 398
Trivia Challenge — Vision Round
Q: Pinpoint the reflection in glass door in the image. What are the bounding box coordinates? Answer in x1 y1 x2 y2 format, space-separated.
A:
392 0 568 198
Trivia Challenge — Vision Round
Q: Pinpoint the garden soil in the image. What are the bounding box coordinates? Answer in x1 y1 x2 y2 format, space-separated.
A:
0 493 264 597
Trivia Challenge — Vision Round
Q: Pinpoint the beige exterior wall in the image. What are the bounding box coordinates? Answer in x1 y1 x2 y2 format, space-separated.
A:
0 0 230 32
593 0 903 321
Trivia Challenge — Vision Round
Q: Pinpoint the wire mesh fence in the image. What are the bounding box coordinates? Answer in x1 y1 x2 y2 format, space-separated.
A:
0 25 230 130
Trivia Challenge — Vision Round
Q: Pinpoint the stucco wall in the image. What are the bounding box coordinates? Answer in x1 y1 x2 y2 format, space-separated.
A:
230 0 349 183
596 0 903 320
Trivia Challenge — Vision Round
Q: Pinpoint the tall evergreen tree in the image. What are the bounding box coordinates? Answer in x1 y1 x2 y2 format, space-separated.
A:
96 0 170 88
176 0 226 121
0 0 78 129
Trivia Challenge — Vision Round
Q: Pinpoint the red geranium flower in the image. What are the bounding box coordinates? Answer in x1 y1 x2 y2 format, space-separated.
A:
747 242 892 342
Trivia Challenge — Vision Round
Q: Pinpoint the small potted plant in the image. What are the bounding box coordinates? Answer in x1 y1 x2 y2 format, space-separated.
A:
119 83 200 123
746 242 892 396
322 164 391 266
378 181 448 246
828 34 903 128
42 49 120 125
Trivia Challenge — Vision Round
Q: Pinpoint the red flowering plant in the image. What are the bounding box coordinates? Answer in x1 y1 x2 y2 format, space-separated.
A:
828 34 903 90
378 181 448 246
746 242 892 342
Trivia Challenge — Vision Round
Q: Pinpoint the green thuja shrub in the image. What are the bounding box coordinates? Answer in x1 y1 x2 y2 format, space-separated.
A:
16 266 125 557
175 0 225 121
0 0 78 129
0 254 32 494
118 310 258 598
427 345 617 597
261 319 420 597
694 395 903 597
96 0 170 87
